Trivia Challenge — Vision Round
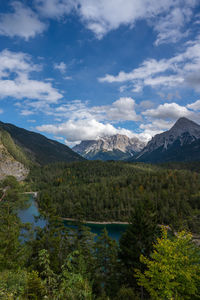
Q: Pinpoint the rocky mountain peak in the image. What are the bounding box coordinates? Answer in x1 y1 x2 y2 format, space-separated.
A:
73 134 146 160
171 117 200 132
136 117 200 160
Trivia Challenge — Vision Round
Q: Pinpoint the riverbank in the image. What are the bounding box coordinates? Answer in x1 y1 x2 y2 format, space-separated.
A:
26 194 129 225
62 217 129 225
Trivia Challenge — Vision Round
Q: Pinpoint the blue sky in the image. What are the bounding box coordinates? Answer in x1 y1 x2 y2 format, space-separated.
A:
0 0 200 146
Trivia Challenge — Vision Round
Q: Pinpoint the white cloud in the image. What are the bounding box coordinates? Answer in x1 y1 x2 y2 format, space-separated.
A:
0 49 39 77
27 119 36 123
35 0 76 19
119 85 127 93
138 119 174 141
0 2 46 40
20 109 34 116
35 0 197 42
0 50 62 103
187 100 200 111
54 62 67 73
153 7 191 45
99 36 200 92
78 0 196 40
37 117 142 144
137 100 154 110
36 99 200 144
143 102 193 120
33 97 140 123
64 76 72 80
92 97 141 122
35 97 142 144
107 98 140 121
0 109 3 114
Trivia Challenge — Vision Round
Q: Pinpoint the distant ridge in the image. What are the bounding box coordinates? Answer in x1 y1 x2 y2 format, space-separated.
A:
0 121 84 166
134 117 200 163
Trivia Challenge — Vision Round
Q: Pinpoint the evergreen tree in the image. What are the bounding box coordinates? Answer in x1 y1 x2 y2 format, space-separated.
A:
95 228 119 297
119 199 158 291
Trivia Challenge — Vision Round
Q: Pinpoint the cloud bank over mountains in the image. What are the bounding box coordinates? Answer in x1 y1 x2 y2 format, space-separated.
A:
0 1 200 146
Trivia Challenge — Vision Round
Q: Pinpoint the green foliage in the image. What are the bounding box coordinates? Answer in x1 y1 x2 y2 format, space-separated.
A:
0 269 27 299
29 158 200 216
115 285 140 300
1 161 200 299
135 228 200 299
39 249 57 298
0 121 83 165
28 161 200 232
0 176 30 271
0 129 30 167
119 200 159 297
95 229 119 297
58 251 93 300
26 270 45 299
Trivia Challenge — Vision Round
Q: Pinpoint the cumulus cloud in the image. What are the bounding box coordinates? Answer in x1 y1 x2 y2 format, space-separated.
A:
92 97 141 122
143 103 193 120
0 0 195 43
107 98 141 121
99 36 200 93
35 0 197 42
35 97 142 144
187 99 200 111
37 118 138 143
138 119 174 141
32 97 140 123
0 49 62 103
0 2 46 40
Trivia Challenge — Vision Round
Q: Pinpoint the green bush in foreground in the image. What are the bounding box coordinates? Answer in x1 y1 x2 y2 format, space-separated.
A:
135 228 200 299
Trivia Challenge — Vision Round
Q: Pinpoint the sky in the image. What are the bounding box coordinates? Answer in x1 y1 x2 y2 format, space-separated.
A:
0 0 200 147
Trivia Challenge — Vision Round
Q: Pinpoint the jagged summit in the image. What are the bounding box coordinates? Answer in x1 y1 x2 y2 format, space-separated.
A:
171 117 200 132
135 117 200 163
73 134 146 161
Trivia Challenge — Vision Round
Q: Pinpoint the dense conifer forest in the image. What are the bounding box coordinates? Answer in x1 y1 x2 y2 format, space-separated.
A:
0 161 200 299
30 161 200 232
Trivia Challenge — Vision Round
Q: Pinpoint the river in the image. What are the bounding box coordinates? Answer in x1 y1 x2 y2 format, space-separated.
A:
18 196 128 241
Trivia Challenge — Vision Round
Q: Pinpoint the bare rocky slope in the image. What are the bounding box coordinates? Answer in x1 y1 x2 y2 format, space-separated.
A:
135 117 200 163
0 142 29 181
73 134 146 160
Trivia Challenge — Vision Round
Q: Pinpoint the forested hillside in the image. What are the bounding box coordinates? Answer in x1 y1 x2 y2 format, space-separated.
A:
0 172 200 299
0 121 84 166
29 161 200 232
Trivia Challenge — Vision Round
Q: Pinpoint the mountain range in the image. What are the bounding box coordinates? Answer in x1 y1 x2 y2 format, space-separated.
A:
73 134 145 161
0 117 200 180
73 117 200 163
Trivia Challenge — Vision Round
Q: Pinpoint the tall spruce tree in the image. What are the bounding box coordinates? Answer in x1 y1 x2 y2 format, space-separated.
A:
119 199 159 291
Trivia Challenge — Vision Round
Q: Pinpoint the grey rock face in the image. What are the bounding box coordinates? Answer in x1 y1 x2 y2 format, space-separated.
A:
0 143 29 181
137 117 200 159
73 134 146 160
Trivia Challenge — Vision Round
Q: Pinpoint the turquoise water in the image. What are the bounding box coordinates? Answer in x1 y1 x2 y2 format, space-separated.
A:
18 196 46 228
18 197 128 241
